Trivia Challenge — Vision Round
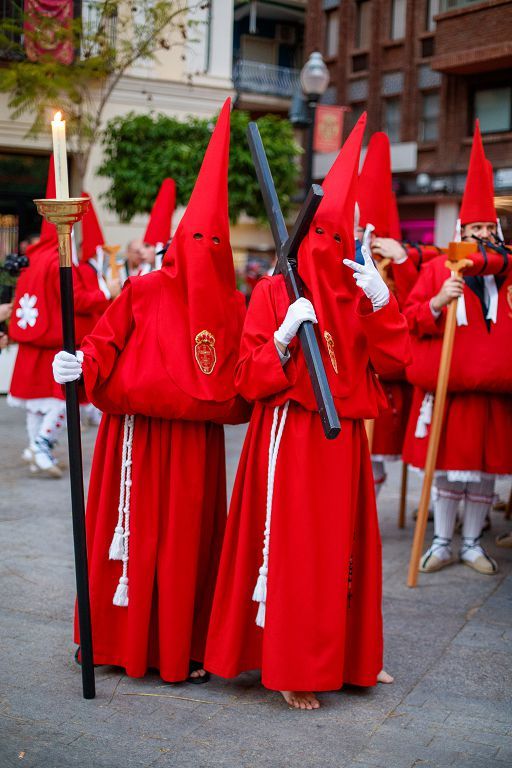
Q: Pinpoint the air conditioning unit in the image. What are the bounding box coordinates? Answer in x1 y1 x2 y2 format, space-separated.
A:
275 24 297 45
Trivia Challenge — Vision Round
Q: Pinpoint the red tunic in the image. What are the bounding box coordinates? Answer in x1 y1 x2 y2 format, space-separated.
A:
205 276 411 691
9 243 110 401
77 277 248 680
402 253 512 473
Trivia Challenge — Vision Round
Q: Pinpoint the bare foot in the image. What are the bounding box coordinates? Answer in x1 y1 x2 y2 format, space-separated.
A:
377 669 394 684
279 690 320 710
189 668 207 679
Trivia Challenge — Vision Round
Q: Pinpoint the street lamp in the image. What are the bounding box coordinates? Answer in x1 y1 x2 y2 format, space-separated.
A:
300 51 330 194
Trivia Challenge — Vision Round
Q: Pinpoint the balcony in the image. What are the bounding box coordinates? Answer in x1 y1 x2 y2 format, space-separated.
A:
431 0 512 74
233 59 300 99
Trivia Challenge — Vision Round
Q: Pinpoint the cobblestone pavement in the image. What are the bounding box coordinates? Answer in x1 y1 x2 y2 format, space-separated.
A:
1 397 511 768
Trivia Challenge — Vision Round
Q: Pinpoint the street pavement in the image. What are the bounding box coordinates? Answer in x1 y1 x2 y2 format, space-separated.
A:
1 396 511 768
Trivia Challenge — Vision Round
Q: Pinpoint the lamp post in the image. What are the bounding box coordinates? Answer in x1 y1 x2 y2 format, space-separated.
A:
300 51 330 195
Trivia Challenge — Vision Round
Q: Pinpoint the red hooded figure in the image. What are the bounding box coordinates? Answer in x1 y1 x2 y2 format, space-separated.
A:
73 98 249 681
403 121 512 474
357 133 412 475
401 123 512 577
8 158 112 476
205 115 411 703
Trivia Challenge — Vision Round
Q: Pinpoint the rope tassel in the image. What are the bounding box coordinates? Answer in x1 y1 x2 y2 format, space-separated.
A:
252 402 289 628
415 392 434 438
111 415 134 607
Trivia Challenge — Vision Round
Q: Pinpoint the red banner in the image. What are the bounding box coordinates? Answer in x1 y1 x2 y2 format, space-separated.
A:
24 0 73 65
313 106 347 154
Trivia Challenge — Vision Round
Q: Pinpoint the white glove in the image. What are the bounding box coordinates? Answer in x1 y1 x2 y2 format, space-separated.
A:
274 297 318 348
53 350 84 384
343 245 390 310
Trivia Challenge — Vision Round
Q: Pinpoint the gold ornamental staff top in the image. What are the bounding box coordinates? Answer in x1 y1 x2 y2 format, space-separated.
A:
34 198 90 268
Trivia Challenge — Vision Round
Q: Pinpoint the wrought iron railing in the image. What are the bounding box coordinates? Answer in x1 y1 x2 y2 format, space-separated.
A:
233 59 300 99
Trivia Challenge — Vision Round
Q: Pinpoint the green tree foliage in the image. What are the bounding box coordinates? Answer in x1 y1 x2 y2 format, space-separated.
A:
0 1 197 186
98 109 301 223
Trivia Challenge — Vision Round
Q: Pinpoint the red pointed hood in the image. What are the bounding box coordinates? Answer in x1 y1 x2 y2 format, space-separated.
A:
144 178 176 246
296 113 367 398
80 192 105 261
459 120 496 225
156 98 245 402
357 132 397 237
39 155 59 247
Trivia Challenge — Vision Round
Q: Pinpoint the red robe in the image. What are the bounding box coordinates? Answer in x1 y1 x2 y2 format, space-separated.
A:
77 276 248 680
205 275 411 691
9 242 110 401
402 252 512 473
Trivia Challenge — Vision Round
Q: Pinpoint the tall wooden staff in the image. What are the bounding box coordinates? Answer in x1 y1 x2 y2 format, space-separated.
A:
103 243 121 281
398 462 408 529
407 242 474 587
34 197 96 698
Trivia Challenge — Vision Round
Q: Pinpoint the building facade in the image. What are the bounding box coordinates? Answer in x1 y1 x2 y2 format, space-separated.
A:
305 0 512 245
0 0 234 248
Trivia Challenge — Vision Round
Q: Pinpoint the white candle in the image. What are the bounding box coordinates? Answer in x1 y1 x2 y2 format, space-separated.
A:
51 111 69 200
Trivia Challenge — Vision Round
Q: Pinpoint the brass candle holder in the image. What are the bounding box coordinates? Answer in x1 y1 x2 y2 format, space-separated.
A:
33 195 95 700
34 197 90 267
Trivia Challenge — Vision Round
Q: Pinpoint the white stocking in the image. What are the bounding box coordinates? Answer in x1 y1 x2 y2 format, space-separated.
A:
433 478 464 542
462 477 495 542
26 410 44 446
38 403 67 446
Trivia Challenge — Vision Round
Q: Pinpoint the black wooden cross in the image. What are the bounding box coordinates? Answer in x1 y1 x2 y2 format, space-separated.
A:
247 122 341 440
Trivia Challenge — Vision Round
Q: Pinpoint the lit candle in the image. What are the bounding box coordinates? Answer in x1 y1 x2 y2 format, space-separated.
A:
51 111 69 200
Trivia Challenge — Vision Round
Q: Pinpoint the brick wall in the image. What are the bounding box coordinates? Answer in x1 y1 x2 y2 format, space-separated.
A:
305 0 512 179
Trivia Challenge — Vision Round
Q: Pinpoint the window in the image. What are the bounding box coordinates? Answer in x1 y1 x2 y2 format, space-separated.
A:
426 0 440 32
355 1 371 50
390 0 406 40
474 87 512 134
241 35 277 65
353 53 369 72
383 98 401 142
419 92 440 142
421 37 434 58
325 10 339 58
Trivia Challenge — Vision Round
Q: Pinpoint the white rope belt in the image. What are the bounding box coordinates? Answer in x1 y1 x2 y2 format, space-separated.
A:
252 401 289 628
109 414 135 607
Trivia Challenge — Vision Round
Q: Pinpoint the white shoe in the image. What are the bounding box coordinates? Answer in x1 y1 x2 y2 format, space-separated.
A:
460 538 498 575
419 536 457 573
33 437 62 478
22 447 38 473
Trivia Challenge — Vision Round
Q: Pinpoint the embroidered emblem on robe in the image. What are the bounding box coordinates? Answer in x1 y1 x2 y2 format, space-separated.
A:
323 330 338 374
507 285 512 318
16 293 39 329
195 330 216 374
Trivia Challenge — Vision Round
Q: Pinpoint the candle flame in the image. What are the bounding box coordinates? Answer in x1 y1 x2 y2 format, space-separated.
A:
54 111 62 123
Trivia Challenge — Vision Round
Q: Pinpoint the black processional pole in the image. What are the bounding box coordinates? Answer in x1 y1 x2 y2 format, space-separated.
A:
34 197 96 699
247 123 340 440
